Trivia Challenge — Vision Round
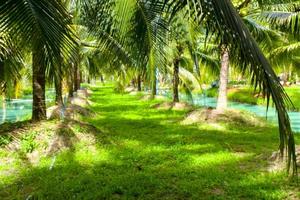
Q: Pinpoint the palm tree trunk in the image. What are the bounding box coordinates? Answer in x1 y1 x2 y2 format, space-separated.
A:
0 62 6 123
80 71 83 86
216 46 229 112
137 74 142 92
55 76 63 106
151 69 157 98
149 49 157 98
14 79 19 99
68 65 74 98
100 74 105 85
74 64 80 92
68 79 74 98
193 53 200 76
131 79 136 88
173 58 180 103
173 45 183 103
32 50 47 121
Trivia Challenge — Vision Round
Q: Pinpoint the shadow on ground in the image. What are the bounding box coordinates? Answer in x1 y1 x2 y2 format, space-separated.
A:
0 86 299 200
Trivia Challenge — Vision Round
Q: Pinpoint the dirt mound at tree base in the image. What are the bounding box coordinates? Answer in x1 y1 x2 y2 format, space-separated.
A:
268 147 300 173
47 104 94 120
70 96 92 107
46 123 78 155
140 94 167 101
65 104 94 117
47 87 93 120
181 108 265 127
151 102 193 111
125 87 136 93
0 119 101 166
46 120 99 156
129 91 140 96
77 89 92 98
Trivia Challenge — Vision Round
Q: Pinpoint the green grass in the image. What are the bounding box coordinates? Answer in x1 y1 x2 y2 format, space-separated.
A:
206 87 262 105
0 85 299 199
284 87 300 110
206 86 300 110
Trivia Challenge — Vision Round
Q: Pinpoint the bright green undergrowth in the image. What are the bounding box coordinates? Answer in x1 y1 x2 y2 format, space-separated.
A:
206 86 300 110
0 85 299 200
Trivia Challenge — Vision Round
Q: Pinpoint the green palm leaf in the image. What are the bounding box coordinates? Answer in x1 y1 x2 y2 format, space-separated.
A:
160 0 297 175
0 0 76 67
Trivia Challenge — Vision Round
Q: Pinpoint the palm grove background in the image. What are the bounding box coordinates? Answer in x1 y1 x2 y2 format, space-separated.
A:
0 0 299 175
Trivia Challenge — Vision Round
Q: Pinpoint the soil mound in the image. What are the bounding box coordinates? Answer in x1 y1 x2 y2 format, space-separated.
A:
48 104 94 120
181 108 265 127
70 96 91 107
125 87 136 93
1 119 101 165
77 89 90 98
152 102 193 111
268 147 300 173
140 94 167 101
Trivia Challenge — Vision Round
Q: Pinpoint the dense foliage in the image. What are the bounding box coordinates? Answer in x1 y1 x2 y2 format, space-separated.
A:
0 0 299 176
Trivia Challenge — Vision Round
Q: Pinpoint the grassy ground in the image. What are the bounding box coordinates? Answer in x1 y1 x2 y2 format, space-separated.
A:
206 86 300 110
0 85 299 199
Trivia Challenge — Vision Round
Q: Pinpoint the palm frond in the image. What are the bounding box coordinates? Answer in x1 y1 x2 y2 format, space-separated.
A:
260 1 300 36
0 0 77 67
0 35 23 92
160 0 297 174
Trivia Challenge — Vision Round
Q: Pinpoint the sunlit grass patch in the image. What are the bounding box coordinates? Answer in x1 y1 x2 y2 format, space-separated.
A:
0 85 299 199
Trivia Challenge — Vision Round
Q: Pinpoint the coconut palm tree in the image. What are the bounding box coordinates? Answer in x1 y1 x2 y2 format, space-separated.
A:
81 0 169 98
216 1 284 112
81 0 297 175
168 13 210 103
168 13 190 103
0 0 77 121
216 45 230 111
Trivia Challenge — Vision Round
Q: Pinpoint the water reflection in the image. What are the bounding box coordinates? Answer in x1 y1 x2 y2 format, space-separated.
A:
0 99 32 123
0 89 55 123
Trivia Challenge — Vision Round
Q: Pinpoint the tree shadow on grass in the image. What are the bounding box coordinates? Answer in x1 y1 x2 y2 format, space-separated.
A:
4 121 78 168
0 136 291 200
0 87 298 199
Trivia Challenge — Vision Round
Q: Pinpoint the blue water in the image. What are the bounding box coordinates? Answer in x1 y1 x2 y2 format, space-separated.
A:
0 89 56 124
2 88 300 133
158 89 300 133
0 99 32 123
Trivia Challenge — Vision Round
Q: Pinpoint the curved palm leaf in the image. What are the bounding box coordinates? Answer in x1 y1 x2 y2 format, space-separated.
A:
269 40 300 68
0 35 23 92
158 0 297 175
81 0 297 174
260 1 300 36
0 0 76 65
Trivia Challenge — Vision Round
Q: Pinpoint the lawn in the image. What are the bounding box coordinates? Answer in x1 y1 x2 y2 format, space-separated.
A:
206 86 300 111
0 85 299 199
